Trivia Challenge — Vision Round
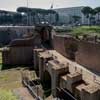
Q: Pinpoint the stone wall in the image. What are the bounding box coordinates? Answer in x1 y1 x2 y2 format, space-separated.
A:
2 35 39 65
2 47 33 65
76 41 100 73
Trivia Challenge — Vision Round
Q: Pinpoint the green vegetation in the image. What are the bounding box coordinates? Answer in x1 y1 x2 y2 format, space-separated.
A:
72 26 100 36
0 68 23 90
55 26 100 37
0 50 2 70
0 89 18 100
55 28 72 33
81 6 100 25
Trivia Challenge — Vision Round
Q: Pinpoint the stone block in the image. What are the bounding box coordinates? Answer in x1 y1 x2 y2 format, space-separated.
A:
81 84 100 100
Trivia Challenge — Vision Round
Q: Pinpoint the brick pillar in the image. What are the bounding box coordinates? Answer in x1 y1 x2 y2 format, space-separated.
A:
39 56 44 81
33 49 43 70
51 70 58 97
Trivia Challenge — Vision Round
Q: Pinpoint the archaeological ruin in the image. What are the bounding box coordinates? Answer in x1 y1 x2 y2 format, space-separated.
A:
0 24 100 100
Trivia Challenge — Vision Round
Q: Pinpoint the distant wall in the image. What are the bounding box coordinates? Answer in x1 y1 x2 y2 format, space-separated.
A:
0 26 35 46
76 41 100 73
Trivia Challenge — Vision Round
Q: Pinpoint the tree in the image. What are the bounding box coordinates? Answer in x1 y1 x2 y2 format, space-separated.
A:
95 7 100 22
55 13 59 24
17 7 59 25
17 7 32 25
17 7 32 13
45 10 59 24
72 15 81 24
81 6 93 25
89 9 97 25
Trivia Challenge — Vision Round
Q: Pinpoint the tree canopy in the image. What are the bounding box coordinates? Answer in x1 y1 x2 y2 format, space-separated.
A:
17 7 57 15
81 6 93 18
95 7 100 14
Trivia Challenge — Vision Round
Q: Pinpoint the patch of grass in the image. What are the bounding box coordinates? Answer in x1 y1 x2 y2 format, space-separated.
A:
56 26 100 37
55 28 72 33
72 26 100 36
0 74 9 81
0 89 18 100
0 68 23 90
0 50 2 70
0 64 2 70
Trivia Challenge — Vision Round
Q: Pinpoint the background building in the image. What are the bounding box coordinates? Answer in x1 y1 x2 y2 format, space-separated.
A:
54 6 85 25
0 6 99 25
54 6 98 25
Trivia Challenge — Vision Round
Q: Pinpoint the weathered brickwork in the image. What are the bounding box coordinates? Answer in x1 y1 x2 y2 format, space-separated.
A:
33 49 100 100
53 35 78 60
76 41 100 73
53 35 100 73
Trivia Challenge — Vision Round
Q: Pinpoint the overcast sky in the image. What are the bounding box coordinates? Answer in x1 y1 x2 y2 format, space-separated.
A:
0 0 100 11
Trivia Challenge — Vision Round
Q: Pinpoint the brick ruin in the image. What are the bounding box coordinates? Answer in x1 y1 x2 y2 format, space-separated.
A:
34 49 100 100
53 35 78 60
76 40 100 73
1 24 100 99
53 35 100 73
1 24 53 65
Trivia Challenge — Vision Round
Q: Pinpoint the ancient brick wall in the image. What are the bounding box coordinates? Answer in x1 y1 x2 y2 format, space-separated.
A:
76 41 100 73
53 35 78 60
2 47 33 65
53 35 66 57
2 35 37 65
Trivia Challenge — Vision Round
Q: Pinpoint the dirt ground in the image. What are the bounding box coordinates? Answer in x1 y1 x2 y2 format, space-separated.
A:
0 67 55 100
13 87 34 100
0 67 37 100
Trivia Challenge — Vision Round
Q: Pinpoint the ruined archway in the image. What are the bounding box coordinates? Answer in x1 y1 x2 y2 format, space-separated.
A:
42 70 52 97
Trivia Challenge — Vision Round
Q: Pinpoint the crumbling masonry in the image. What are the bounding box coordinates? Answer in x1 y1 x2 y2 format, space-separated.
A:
1 25 100 100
